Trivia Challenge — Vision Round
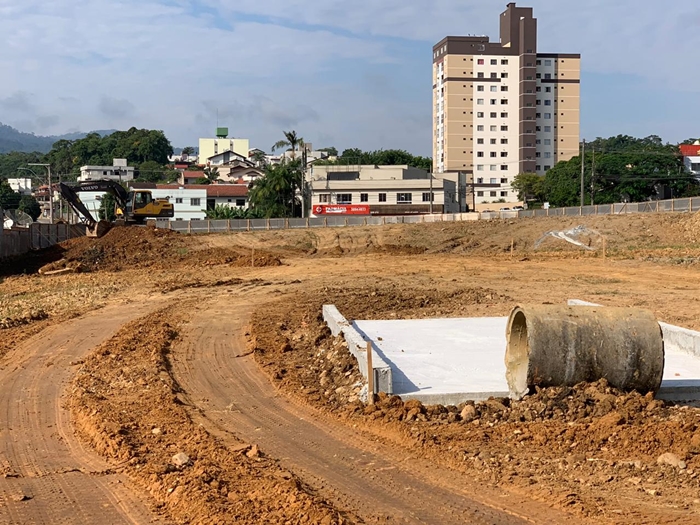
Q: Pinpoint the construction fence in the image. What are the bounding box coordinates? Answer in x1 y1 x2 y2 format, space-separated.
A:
0 222 86 259
165 196 700 234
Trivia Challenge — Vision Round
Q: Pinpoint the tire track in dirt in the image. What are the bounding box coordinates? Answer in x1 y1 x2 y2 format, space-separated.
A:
0 300 169 524
170 293 582 525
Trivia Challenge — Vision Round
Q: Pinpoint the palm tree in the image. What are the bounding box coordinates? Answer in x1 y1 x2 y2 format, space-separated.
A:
182 146 195 156
272 130 304 161
250 150 268 167
203 166 221 183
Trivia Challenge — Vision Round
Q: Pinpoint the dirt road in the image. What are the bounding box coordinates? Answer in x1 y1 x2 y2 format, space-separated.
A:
170 291 580 525
0 300 166 524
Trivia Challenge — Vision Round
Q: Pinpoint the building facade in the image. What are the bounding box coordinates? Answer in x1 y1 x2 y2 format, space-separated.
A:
79 158 135 182
681 142 700 177
432 3 580 207
308 165 458 216
198 128 250 165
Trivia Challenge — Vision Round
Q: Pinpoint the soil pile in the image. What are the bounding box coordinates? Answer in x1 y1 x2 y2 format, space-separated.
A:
69 308 345 525
38 227 282 273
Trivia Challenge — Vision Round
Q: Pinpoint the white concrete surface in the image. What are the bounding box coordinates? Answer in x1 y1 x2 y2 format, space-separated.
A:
353 318 510 404
352 311 700 405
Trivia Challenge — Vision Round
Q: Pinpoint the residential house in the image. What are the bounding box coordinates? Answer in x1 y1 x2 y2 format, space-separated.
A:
154 184 249 216
681 141 700 178
79 158 135 182
198 128 250 166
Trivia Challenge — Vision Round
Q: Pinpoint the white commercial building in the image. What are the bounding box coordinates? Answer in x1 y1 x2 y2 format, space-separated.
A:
681 142 700 178
199 128 250 166
308 165 458 217
7 178 32 195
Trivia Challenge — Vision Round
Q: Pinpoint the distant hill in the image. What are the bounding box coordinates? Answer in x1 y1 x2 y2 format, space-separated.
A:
0 123 117 154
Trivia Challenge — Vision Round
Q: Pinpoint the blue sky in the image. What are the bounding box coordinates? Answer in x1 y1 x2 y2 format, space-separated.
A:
0 0 699 155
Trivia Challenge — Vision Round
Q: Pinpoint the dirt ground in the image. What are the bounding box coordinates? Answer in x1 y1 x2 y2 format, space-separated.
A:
3 212 700 523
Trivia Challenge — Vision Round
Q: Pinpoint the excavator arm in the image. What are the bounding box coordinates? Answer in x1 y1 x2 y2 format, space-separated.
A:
58 180 131 237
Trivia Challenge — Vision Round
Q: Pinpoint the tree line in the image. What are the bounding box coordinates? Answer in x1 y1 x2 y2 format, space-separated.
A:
511 135 700 207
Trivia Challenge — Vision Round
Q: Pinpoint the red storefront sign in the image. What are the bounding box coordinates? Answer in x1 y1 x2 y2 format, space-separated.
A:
312 204 370 215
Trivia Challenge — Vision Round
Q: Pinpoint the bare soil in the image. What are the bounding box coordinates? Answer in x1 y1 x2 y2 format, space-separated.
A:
4 212 700 523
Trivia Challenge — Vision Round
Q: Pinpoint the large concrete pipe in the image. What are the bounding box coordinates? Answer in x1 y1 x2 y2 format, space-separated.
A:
505 305 664 400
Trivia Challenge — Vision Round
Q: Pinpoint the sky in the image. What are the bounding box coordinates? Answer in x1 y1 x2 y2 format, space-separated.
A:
0 0 699 155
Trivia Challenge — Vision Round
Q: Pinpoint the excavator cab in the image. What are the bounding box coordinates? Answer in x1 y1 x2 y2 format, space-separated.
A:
127 190 174 222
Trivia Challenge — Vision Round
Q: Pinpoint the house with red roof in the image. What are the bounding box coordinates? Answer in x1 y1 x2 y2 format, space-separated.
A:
680 142 700 177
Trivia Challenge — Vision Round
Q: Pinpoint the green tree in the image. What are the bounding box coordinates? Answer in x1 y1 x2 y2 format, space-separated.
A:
250 150 268 167
203 166 221 183
0 179 21 210
0 151 44 179
204 204 250 219
194 177 211 185
317 148 432 171
18 195 41 220
136 160 165 183
248 160 301 217
272 130 304 160
511 173 545 202
98 193 117 222
181 146 196 156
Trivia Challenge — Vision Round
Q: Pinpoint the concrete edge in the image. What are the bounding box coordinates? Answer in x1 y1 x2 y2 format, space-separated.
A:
568 299 700 359
400 391 510 406
322 305 393 394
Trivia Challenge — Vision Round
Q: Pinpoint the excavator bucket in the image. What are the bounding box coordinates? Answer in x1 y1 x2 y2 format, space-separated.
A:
86 220 111 238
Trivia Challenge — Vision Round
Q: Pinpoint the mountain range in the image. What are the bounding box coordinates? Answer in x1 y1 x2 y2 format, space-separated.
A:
0 123 118 154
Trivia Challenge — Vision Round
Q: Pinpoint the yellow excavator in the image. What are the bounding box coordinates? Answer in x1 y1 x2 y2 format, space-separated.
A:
58 180 174 237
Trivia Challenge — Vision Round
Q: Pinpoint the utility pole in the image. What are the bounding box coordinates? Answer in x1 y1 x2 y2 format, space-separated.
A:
590 146 596 206
580 139 586 208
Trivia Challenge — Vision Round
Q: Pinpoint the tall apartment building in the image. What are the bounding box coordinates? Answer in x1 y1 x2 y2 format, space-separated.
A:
432 3 580 209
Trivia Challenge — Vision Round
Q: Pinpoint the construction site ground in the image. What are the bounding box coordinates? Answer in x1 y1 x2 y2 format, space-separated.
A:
2 212 700 524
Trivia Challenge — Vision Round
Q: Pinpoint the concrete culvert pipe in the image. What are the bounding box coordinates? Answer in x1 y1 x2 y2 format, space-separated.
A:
505 305 664 400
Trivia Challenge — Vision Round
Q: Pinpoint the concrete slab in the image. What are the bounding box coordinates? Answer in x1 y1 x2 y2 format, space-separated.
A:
352 312 700 405
353 318 510 405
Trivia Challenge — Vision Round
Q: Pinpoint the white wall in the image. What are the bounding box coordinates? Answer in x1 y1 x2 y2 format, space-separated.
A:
212 196 248 209
151 188 207 221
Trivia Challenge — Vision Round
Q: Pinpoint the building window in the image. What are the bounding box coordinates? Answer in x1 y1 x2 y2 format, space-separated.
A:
477 177 483 184
319 194 330 203
490 112 497 118
477 72 484 78
490 152 497 158
545 73 552 80
500 191 508 197
536 73 541 79
501 125 508 131
477 151 484 157
477 191 484 197
536 86 542 92
490 59 497 65
477 85 484 91
477 138 484 144
500 152 508 157
490 138 497 144
544 152 552 159
360 193 368 202
544 139 551 145
190 198 201 206
477 98 484 105
536 113 541 118
501 72 508 78
490 191 497 197
490 178 498 184
536 59 542 65
477 125 484 131
477 112 484 118
490 165 497 171
544 125 552 132
490 125 497 132
175 197 183 204
378 193 387 202
477 59 484 65
490 85 498 92
500 112 508 118
536 165 541 171
501 59 508 65
477 165 484 171
536 152 541 158
545 59 552 66
536 139 541 145
544 113 552 119
536 99 541 105
490 99 497 105
544 165 551 171
501 99 508 105
501 138 508 144
544 100 552 106
545 87 552 92
397 193 412 204
501 165 508 171
500 178 508 183
501 86 508 92
422 192 434 202
490 72 497 78
336 193 352 204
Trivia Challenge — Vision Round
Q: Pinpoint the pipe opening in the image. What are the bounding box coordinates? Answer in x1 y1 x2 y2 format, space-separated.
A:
505 309 529 399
